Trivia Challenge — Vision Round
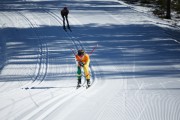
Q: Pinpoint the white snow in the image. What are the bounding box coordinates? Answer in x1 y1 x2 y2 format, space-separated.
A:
0 0 180 120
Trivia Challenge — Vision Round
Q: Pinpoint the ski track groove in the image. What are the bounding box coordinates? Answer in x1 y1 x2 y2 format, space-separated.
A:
29 12 49 84
1 1 180 120
31 87 86 120
1 7 134 120
19 87 87 120
3 6 143 120
15 11 41 87
0 11 47 103
0 12 25 92
17 11 49 88
44 10 96 85
17 89 70 120
6 9 96 120
0 88 49 112
53 11 96 84
0 12 54 119
0 13 7 75
0 12 10 90
17 10 99 119
46 10 97 85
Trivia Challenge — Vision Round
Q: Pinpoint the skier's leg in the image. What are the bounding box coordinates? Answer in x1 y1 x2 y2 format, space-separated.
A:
62 15 65 29
83 62 90 85
77 66 82 85
65 16 70 28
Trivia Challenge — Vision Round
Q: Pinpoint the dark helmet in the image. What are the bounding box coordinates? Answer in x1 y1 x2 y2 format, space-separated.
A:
64 7 68 10
78 49 85 56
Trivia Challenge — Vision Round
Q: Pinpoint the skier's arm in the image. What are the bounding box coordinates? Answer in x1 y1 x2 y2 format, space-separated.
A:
75 55 83 66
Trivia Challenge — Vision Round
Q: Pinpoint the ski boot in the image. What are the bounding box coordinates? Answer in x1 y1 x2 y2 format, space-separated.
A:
86 79 91 88
77 79 81 88
67 25 70 29
63 25 67 31
67 25 72 31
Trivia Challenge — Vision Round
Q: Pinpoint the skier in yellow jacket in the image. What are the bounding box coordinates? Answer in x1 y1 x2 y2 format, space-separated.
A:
75 50 90 87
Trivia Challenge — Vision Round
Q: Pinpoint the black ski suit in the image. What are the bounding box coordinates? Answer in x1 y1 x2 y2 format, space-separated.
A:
61 7 69 28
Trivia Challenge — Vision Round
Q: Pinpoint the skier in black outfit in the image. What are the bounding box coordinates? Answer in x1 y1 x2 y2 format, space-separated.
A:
61 7 70 29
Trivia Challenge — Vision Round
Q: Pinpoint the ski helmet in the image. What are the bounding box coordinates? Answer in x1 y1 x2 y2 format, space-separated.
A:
78 49 85 56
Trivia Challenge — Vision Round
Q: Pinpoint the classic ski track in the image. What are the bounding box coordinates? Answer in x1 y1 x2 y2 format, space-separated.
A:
17 11 49 87
18 10 98 119
0 12 11 90
1 8 128 120
41 10 86 84
0 12 57 120
3 11 51 91
0 12 27 92
0 12 46 119
1 1 180 120
0 12 51 118
19 86 86 120
0 13 7 75
24 12 49 83
13 10 90 120
0 14 50 116
11 88 73 120
16 11 41 84
43 10 85 81
1 8 131 120
44 10 96 85
44 10 92 86
0 87 53 113
43 10 80 49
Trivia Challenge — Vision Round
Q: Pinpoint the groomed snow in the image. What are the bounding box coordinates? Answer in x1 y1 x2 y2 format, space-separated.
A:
0 0 180 120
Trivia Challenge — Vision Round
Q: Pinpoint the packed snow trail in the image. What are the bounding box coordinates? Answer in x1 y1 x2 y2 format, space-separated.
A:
0 0 180 120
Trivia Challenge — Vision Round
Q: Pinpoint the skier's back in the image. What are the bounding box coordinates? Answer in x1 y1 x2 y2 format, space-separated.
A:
60 7 70 29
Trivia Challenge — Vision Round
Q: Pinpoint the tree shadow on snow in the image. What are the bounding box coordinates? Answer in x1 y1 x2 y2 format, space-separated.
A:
0 0 125 11
0 24 180 83
0 0 180 89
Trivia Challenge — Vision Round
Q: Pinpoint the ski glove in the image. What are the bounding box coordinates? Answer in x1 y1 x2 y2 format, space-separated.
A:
78 62 85 67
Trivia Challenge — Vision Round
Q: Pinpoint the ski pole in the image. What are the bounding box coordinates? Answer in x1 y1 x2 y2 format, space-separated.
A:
89 44 98 56
71 44 98 57
70 48 76 56
71 48 83 61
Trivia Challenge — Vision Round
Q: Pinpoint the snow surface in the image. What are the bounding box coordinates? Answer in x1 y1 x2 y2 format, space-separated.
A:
0 0 180 120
